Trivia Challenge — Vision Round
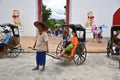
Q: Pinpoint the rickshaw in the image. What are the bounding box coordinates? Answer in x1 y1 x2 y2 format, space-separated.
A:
55 24 87 65
107 25 120 57
29 24 87 65
0 23 23 58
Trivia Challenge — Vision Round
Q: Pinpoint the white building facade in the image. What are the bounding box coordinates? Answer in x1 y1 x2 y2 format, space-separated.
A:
0 0 38 36
0 0 120 38
69 0 120 38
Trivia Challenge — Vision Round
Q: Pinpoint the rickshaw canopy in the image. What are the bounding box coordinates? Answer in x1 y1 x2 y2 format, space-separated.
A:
69 24 85 31
62 24 86 42
111 25 120 40
0 23 19 37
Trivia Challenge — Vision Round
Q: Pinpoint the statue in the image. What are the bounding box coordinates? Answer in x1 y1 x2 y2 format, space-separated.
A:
85 11 94 28
12 9 22 27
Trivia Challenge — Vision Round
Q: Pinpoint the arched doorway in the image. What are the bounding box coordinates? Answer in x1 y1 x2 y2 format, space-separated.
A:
37 0 70 24
113 8 120 25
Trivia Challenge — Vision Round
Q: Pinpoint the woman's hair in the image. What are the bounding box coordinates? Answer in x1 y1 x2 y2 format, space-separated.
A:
72 31 78 37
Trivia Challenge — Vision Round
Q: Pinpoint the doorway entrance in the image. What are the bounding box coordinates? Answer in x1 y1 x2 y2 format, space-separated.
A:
38 0 70 24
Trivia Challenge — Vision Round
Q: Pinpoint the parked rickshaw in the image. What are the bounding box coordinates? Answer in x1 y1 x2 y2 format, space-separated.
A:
107 25 120 57
0 23 23 58
56 24 87 65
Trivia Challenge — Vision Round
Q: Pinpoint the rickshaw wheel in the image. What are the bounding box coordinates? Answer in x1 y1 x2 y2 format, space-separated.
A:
73 50 85 65
73 43 87 65
6 44 22 58
107 40 112 57
56 41 64 55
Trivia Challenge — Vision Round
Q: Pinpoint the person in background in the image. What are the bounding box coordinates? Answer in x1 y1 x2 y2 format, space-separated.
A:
0 29 11 50
92 26 98 42
55 28 59 37
112 31 120 53
59 27 63 37
111 30 120 69
62 27 69 41
62 27 69 48
47 28 51 37
32 21 49 72
97 27 103 43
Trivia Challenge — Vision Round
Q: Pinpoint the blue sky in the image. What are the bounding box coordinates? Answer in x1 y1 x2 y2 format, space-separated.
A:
43 0 66 19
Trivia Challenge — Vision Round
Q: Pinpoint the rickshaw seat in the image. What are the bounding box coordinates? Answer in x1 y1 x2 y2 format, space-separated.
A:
7 37 20 48
62 44 78 61
0 37 20 51
0 45 8 57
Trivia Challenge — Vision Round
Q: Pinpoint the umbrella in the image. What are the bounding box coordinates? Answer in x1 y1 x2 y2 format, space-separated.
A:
99 24 107 28
54 24 61 27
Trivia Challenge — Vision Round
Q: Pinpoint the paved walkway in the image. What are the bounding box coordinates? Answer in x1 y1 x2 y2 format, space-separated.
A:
0 53 120 80
20 36 108 53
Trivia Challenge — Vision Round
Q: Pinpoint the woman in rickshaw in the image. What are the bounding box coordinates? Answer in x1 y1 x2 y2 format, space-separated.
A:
0 29 11 50
58 30 78 60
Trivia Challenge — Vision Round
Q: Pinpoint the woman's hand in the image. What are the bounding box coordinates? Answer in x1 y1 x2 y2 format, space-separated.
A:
33 45 35 49
46 41 49 53
46 49 49 53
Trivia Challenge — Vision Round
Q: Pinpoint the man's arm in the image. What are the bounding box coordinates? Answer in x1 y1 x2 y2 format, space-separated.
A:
46 41 49 53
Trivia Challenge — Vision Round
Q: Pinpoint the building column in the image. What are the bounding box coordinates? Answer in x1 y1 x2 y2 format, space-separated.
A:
38 0 42 21
66 0 70 24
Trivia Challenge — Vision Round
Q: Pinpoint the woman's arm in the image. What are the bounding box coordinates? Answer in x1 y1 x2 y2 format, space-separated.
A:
44 32 49 53
33 35 37 48
46 41 49 53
